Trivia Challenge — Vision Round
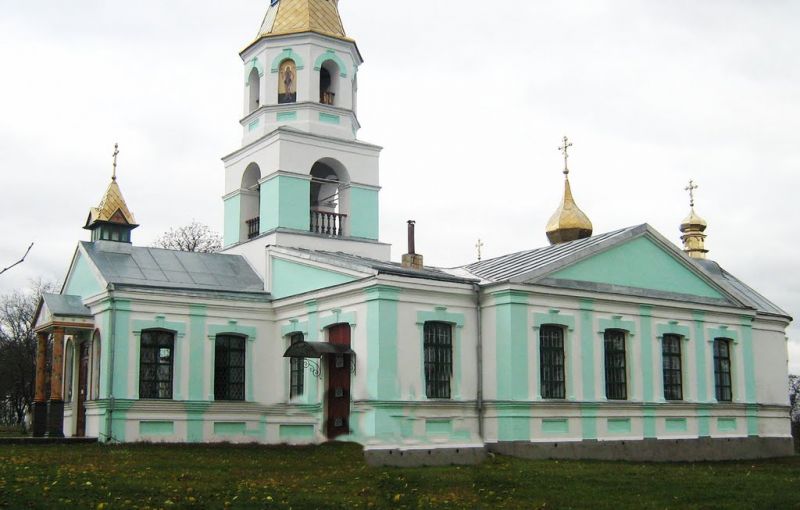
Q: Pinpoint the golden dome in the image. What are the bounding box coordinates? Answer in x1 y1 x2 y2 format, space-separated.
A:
680 207 707 233
546 177 593 245
256 0 349 42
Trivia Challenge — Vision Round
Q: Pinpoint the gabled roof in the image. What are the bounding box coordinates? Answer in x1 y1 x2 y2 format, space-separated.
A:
460 224 789 318
41 294 92 318
257 0 348 41
464 226 637 283
79 242 267 297
273 246 477 285
85 180 137 228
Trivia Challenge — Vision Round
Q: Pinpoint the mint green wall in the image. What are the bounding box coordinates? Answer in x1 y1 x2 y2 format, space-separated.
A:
366 286 400 400
579 300 595 401
271 258 356 299
112 301 132 399
639 306 654 403
223 193 241 247
349 186 380 240
188 306 207 401
140 421 174 436
65 253 104 298
692 312 709 403
740 318 757 403
494 291 529 401
552 237 724 299
261 175 310 234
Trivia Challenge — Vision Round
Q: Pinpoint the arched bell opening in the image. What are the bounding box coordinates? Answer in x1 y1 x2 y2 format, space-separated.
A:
247 67 261 113
241 162 262 240
319 60 340 106
309 158 350 237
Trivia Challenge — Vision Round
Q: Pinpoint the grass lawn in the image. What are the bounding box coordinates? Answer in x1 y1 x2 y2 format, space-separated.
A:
0 443 798 509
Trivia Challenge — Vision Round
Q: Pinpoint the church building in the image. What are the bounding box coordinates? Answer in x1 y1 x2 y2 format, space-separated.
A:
33 0 793 463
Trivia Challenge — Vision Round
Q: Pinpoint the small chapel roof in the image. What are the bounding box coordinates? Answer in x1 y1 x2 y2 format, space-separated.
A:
79 242 267 297
256 0 349 42
41 293 92 318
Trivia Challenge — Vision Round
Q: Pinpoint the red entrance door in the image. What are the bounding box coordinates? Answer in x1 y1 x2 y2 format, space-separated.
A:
326 324 351 439
76 342 90 437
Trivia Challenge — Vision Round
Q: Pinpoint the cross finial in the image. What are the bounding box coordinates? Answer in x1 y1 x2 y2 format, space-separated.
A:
685 179 699 208
112 143 120 181
475 239 484 261
558 136 573 176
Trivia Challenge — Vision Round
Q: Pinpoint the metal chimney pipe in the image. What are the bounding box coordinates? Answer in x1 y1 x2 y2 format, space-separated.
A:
407 220 416 255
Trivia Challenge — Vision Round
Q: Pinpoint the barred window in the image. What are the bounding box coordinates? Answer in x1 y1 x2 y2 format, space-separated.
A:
424 322 452 399
215 335 246 401
540 325 566 399
140 330 174 400
662 334 683 401
604 329 627 400
714 338 733 402
290 333 305 399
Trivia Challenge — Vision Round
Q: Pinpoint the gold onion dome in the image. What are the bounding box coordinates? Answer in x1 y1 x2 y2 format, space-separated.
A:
679 180 708 259
546 136 593 245
256 0 349 42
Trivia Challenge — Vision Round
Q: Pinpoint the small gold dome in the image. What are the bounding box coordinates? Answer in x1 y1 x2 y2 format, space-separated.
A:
680 208 707 233
546 178 593 245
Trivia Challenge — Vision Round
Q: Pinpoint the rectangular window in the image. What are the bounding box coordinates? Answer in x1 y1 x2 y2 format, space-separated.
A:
540 325 566 399
714 338 733 402
662 334 683 401
139 330 175 400
424 322 452 399
290 333 305 399
604 330 627 400
215 335 246 401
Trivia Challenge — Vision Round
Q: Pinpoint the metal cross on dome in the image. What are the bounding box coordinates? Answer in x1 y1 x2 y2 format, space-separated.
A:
558 136 573 176
112 143 120 181
475 239 484 261
685 179 699 208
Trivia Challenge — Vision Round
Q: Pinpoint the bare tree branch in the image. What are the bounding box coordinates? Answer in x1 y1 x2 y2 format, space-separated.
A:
0 243 34 277
152 221 221 253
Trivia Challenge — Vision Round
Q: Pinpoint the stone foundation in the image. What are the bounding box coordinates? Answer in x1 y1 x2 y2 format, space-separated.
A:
488 437 795 462
364 446 486 467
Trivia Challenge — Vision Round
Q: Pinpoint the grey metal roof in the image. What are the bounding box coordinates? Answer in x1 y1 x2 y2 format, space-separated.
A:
286 248 478 284
463 226 638 283
81 242 267 295
694 259 790 318
42 294 92 317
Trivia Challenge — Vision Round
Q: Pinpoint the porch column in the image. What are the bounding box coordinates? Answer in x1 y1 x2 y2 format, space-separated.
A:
46 326 65 437
32 331 48 437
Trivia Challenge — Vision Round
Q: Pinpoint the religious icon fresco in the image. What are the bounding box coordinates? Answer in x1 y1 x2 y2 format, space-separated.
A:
278 59 297 104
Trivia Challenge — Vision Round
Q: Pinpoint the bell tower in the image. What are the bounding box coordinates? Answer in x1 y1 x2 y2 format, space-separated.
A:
222 0 388 261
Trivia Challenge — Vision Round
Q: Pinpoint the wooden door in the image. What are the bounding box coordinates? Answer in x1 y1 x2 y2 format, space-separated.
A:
326 324 351 439
76 342 90 437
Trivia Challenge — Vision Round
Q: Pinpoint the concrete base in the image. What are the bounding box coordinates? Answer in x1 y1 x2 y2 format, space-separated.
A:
46 400 65 438
32 401 48 438
488 437 795 462
0 437 97 445
364 446 486 467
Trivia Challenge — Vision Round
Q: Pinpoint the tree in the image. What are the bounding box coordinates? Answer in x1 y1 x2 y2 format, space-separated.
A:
790 375 800 422
0 280 55 426
152 221 222 253
0 243 34 276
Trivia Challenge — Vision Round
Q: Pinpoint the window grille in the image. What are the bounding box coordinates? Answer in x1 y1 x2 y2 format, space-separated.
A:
139 330 175 400
290 333 305 399
714 338 733 402
604 329 627 400
424 322 452 399
540 325 566 399
662 334 683 401
214 335 246 401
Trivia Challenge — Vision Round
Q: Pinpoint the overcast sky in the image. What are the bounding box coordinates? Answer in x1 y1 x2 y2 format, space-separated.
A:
1 1 798 372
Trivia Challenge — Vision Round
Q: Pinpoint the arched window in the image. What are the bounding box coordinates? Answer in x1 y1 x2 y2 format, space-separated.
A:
91 331 101 400
247 67 261 113
278 59 297 104
242 163 262 240
289 333 304 399
540 325 565 399
424 322 452 399
139 330 175 400
604 329 627 400
319 60 340 106
713 338 733 402
309 158 350 237
215 335 246 401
